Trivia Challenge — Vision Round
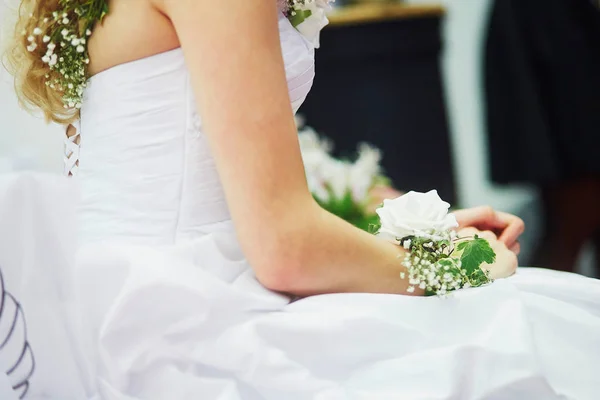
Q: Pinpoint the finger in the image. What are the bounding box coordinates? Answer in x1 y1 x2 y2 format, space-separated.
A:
509 241 521 256
455 206 506 230
497 211 525 246
488 250 518 280
479 230 497 241
457 227 479 238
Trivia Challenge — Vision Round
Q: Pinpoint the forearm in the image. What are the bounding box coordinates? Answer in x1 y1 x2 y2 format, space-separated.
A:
257 202 423 297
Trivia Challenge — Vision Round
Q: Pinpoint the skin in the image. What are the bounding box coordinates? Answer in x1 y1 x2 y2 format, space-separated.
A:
453 207 524 255
81 0 521 296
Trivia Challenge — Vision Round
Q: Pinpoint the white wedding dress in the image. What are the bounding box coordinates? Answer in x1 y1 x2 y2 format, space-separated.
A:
1 12 600 400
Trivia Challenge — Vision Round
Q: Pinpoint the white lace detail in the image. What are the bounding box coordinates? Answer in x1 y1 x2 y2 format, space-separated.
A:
64 121 80 177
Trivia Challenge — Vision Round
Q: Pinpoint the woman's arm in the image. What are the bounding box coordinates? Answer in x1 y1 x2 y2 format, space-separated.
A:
155 0 514 296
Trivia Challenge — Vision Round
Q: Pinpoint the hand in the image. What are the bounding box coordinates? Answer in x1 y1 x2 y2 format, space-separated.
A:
457 227 518 280
453 206 524 255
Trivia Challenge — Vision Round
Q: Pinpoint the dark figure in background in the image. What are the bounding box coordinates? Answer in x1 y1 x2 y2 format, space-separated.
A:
484 0 600 274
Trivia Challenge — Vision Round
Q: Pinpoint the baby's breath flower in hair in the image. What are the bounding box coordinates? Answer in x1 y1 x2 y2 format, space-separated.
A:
25 0 109 110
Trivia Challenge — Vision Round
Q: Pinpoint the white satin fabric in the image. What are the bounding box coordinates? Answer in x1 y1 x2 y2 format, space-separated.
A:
76 14 314 246
1 12 600 400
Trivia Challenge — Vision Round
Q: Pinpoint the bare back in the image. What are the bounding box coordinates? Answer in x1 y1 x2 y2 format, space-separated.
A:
86 0 179 77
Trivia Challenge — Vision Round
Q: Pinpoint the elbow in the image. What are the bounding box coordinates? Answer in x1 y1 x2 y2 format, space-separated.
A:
242 200 321 294
247 232 312 294
255 265 297 294
252 247 307 294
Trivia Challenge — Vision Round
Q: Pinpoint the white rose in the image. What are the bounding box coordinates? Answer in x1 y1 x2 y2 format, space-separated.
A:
376 190 458 242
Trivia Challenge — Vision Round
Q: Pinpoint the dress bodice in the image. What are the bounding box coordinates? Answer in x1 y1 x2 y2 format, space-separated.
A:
75 14 315 245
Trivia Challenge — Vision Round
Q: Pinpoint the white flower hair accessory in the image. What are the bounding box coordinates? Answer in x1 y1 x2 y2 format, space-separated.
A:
23 0 109 110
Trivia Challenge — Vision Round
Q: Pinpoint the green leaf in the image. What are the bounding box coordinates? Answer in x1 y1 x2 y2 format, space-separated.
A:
438 258 455 268
289 9 312 28
456 235 496 274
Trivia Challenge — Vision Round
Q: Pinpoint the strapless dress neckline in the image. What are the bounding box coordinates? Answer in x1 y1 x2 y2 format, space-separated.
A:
71 14 315 246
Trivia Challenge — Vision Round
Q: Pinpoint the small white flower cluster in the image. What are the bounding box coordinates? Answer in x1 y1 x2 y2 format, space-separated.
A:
298 124 383 205
24 1 108 110
400 231 465 295
400 231 493 296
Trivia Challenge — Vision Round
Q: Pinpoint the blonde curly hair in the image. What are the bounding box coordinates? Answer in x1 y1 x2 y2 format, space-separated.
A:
2 0 78 124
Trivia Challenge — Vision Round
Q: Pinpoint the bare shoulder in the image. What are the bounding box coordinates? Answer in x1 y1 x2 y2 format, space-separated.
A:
86 0 179 77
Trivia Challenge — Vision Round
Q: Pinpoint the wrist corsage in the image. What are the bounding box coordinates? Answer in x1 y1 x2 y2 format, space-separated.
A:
375 191 496 296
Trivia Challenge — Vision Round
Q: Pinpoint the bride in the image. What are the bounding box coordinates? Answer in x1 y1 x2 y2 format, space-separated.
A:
1 0 599 399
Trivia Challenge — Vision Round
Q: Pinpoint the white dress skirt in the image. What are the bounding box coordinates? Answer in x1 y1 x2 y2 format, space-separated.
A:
1 13 599 400
1 173 599 400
